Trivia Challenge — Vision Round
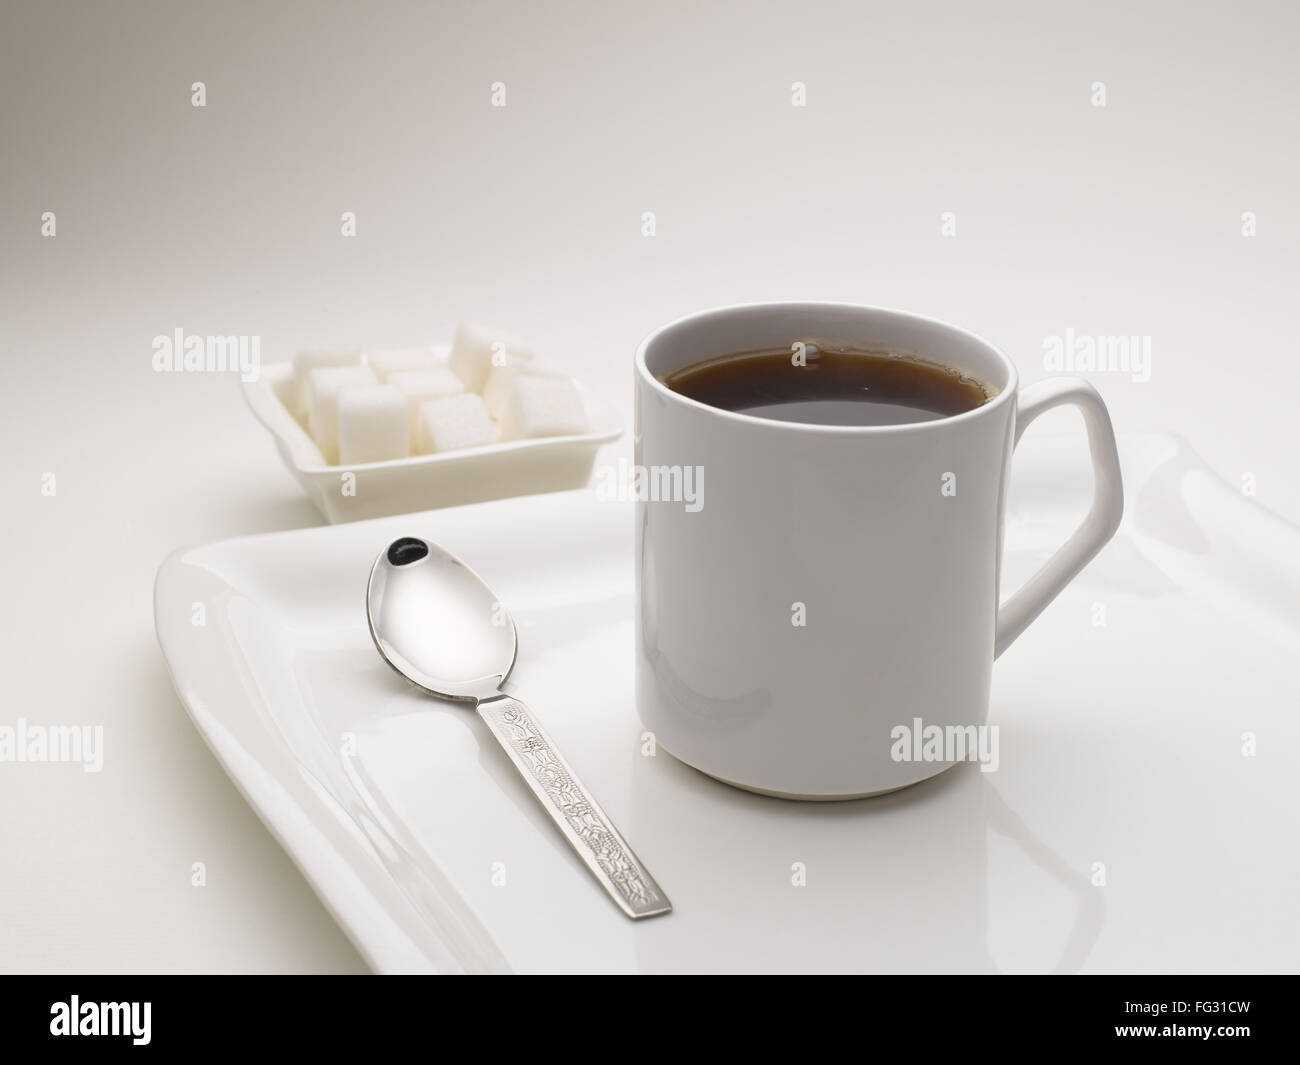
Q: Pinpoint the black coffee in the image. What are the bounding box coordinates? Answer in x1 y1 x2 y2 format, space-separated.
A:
662 346 991 426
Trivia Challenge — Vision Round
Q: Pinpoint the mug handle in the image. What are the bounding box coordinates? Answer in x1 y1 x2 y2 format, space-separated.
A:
995 378 1124 658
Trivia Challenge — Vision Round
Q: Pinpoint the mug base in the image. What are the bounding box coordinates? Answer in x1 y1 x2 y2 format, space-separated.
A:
668 749 958 802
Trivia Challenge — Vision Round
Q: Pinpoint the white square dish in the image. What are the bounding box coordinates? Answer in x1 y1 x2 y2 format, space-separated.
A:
153 443 1300 973
242 352 622 522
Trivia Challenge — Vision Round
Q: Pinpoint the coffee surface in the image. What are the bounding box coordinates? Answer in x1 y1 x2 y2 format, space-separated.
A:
662 347 991 426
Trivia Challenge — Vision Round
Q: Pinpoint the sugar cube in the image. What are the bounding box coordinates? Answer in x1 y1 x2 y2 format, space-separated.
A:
292 350 360 417
307 364 378 463
449 322 533 392
388 367 466 442
337 384 410 465
417 393 497 453
498 375 588 441
482 358 566 418
364 346 443 382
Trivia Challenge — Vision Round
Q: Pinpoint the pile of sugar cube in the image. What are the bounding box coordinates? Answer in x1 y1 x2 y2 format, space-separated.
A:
290 324 590 465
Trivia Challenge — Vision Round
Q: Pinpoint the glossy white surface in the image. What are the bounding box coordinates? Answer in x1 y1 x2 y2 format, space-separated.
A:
244 359 622 522
154 445 1300 972
634 303 1123 797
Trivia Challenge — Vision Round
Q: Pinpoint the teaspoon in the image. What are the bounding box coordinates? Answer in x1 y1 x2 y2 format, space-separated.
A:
366 536 671 920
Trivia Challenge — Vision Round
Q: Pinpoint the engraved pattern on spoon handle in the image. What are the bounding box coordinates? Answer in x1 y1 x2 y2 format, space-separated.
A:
476 695 671 919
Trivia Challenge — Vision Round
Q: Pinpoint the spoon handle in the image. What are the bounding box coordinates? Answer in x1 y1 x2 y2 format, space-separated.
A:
476 695 671 919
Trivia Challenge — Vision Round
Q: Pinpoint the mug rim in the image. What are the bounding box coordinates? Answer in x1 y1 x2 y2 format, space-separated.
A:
634 301 1019 436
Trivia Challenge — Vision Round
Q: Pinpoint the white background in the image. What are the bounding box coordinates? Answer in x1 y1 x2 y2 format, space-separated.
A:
1 0 1297 971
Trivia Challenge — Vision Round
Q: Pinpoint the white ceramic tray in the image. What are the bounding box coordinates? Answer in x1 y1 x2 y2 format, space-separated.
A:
242 353 622 523
153 435 1300 973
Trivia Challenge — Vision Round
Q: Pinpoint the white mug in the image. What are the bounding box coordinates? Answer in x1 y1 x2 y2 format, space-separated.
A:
633 302 1123 799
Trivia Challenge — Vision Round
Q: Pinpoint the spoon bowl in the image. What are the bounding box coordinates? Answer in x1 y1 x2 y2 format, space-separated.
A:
367 536 516 702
